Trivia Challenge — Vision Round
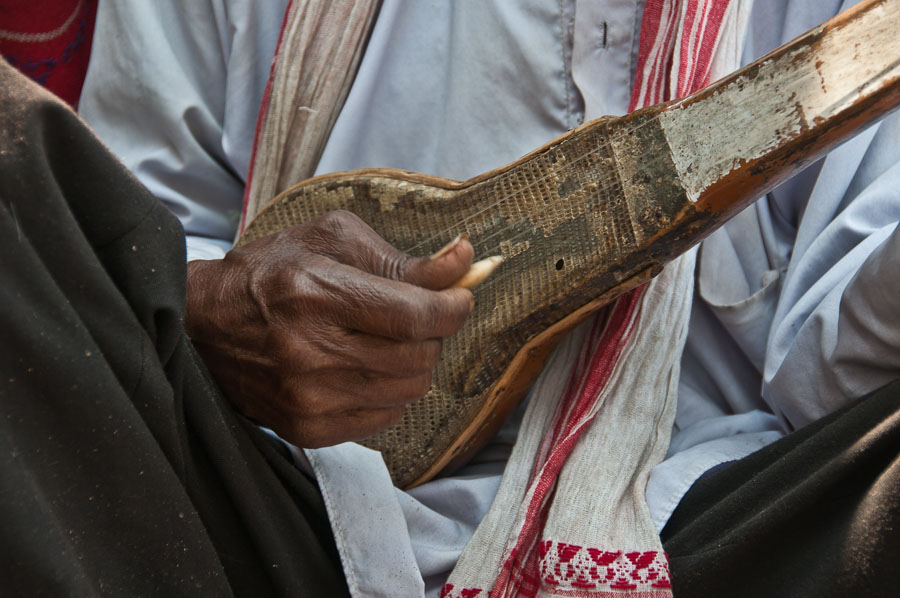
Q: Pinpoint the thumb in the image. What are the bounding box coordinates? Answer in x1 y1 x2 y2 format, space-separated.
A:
401 235 475 290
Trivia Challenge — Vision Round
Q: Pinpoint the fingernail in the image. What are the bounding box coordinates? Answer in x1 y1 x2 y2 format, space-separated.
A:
451 255 504 289
430 233 469 260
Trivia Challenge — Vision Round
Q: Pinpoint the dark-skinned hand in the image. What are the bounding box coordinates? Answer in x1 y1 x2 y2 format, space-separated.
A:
185 210 474 448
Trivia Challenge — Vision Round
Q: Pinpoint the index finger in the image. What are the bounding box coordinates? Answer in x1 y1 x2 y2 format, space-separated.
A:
322 262 475 340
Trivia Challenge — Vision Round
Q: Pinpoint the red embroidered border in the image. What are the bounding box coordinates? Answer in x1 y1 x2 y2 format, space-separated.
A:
440 546 670 597
538 543 671 591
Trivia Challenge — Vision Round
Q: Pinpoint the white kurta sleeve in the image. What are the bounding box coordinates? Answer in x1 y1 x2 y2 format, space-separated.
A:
78 0 287 260
763 113 900 428
649 0 900 528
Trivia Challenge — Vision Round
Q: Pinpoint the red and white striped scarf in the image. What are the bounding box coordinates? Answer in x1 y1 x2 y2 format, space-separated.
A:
442 1 738 596
631 0 732 111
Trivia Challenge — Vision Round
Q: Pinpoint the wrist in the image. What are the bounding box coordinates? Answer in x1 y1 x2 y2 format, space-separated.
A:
185 258 220 340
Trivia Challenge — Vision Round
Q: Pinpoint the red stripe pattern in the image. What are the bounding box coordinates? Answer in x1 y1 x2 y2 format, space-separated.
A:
489 293 646 597
629 0 731 112
673 0 730 98
238 0 295 234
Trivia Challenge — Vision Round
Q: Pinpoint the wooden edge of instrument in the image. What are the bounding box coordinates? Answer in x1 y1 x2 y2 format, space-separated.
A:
242 116 638 238
404 265 657 489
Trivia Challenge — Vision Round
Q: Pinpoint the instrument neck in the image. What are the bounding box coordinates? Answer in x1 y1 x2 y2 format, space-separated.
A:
657 0 900 217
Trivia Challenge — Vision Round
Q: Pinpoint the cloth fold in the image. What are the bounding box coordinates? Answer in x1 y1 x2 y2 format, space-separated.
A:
238 0 380 235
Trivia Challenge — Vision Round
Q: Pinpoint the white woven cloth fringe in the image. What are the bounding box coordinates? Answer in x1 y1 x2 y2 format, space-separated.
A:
442 252 696 598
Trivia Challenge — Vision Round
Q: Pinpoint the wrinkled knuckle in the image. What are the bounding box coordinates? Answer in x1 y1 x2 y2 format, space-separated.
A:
332 210 367 237
332 209 362 224
252 268 306 314
393 254 417 283
282 266 310 293
388 259 404 283
265 266 292 291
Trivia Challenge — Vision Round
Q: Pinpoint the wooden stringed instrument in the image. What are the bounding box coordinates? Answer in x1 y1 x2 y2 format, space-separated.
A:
239 0 900 488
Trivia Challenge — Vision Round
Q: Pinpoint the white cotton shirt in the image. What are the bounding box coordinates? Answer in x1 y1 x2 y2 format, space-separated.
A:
80 0 290 260
79 0 900 594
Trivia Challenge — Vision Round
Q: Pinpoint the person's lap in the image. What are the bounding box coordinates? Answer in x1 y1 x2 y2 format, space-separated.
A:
0 58 348 597
663 378 900 598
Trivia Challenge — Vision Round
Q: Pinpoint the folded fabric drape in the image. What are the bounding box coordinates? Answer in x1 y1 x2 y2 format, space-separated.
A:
238 0 380 236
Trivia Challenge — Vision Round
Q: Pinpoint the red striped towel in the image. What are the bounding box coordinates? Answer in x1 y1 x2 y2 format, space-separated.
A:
442 2 737 596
